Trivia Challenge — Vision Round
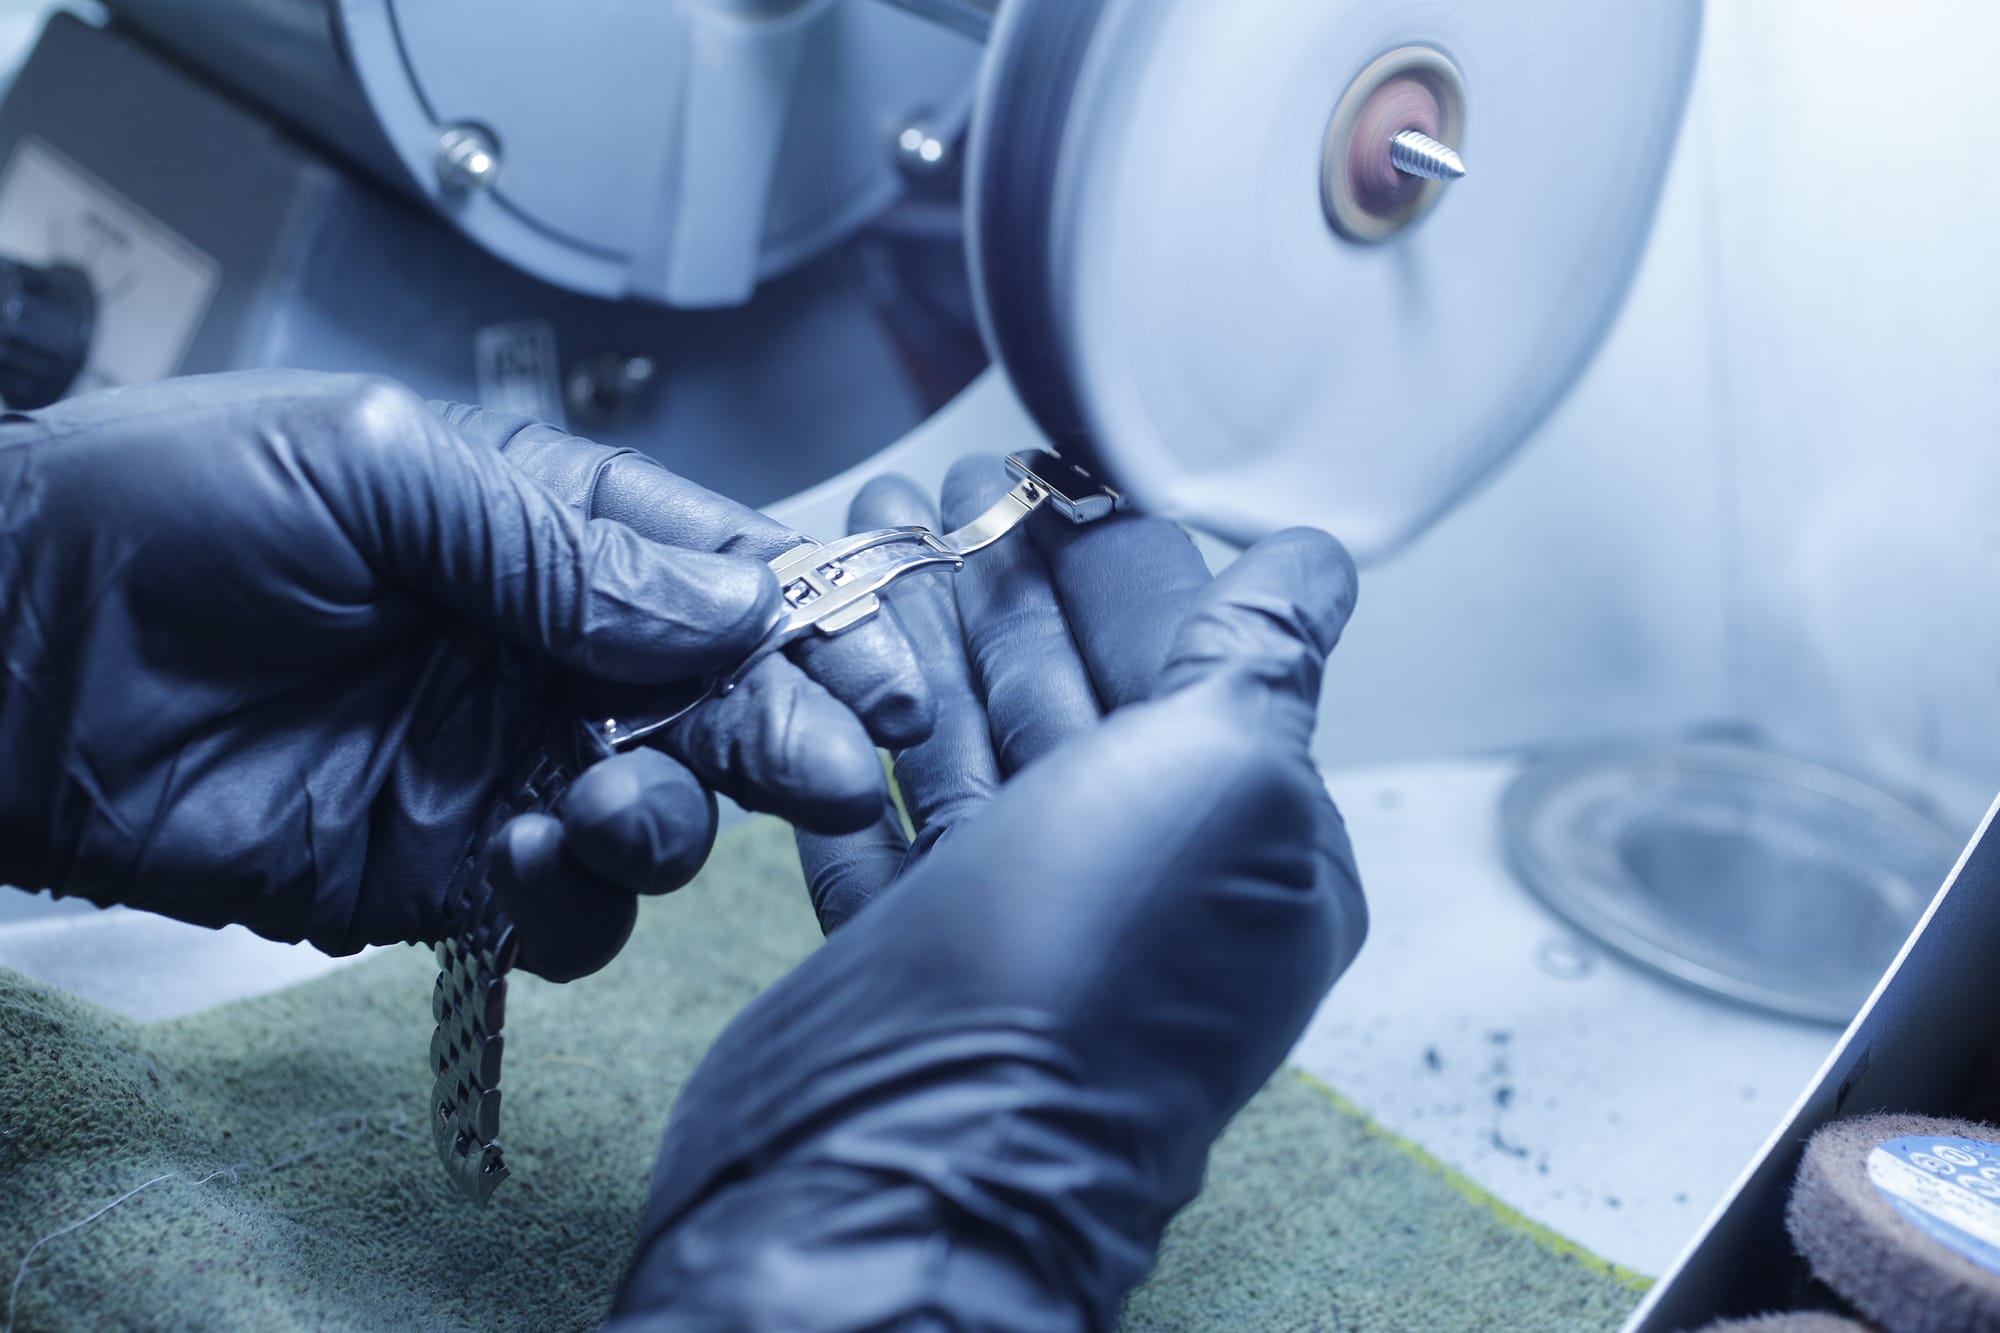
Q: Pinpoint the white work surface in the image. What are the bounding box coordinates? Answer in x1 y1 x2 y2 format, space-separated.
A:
0 891 369 1020
1302 756 1838 1275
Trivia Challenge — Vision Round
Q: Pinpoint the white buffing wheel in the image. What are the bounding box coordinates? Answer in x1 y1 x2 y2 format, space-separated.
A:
967 0 1701 556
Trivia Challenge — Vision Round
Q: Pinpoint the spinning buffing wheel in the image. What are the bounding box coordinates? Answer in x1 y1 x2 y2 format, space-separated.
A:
964 0 1702 555
1789 1115 2000 1333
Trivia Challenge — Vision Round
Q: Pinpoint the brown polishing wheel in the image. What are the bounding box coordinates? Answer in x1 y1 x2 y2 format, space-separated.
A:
1789 1114 2000 1333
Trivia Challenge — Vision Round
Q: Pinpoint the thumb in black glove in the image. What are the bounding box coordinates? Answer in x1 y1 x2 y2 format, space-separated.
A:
0 371 907 979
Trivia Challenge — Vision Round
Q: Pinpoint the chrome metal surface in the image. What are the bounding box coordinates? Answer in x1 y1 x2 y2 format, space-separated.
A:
940 475 1047 554
434 124 501 191
593 449 1119 752
430 752 550 1206
591 696 712 753
432 929 510 1204
594 529 968 752
874 0 996 41
894 119 956 177
1321 46 1467 244
1503 743 1959 1025
764 526 965 645
1004 447 1122 523
1390 128 1466 181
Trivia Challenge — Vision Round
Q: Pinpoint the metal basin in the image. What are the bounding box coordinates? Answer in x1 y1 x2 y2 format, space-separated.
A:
1502 743 1961 1024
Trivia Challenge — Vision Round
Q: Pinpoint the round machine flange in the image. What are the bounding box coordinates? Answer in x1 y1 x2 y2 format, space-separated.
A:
336 0 984 308
1321 47 1466 243
967 0 1702 556
1501 744 1958 1025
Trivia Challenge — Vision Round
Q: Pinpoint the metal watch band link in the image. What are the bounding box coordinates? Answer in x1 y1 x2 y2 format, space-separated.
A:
429 751 568 1205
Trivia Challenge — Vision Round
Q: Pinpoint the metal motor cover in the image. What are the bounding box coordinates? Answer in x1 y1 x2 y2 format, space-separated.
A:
104 0 985 307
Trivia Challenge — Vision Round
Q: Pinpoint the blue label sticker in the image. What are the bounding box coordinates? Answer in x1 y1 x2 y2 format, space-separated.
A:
1867 1134 2000 1274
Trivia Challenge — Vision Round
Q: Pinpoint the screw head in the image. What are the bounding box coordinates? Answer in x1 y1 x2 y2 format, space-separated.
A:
435 125 502 192
894 120 954 178
1389 129 1466 182
1321 47 1466 243
565 351 658 428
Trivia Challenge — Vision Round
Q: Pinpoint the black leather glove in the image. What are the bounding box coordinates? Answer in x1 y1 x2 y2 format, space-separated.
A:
611 458 1367 1331
0 371 932 980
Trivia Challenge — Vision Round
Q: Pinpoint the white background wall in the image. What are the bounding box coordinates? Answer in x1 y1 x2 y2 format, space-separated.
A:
1321 0 2000 839
1704 1 2000 829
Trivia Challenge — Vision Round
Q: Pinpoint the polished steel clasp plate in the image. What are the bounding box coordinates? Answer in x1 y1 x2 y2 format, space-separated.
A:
763 525 966 653
591 449 1121 753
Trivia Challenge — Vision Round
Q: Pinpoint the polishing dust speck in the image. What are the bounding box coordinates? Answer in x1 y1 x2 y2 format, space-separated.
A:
1694 1313 1878 1332
1789 1114 2000 1333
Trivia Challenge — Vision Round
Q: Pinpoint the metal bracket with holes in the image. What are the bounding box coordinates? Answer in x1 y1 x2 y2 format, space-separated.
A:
431 449 1120 1205
591 449 1121 754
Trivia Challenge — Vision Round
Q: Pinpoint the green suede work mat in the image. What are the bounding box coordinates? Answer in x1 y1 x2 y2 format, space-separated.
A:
1 817 1646 1332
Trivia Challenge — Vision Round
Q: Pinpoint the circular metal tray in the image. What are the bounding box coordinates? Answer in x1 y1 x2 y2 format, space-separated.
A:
1502 743 1960 1025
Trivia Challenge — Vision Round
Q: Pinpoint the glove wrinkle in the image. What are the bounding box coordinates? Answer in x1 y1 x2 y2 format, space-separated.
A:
621 1019 1141 1331
623 691 1351 1327
558 749 716 897
610 1164 1088 1333
719 472 1364 1329
796 802 909 934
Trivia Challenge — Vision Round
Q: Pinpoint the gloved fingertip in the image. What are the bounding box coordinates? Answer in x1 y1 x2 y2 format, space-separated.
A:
1156 527 1357 712
787 751 893 836
579 535 783 681
494 811 566 875
1255 527 1359 655
785 599 938 753
798 604 938 752
848 473 937 534
492 812 638 984
795 803 910 936
765 711 892 834
857 686 935 753
669 661 891 835
562 750 718 895
661 545 784 642
842 480 954 745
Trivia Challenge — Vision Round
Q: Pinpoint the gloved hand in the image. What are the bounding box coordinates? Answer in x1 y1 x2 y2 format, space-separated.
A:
0 371 932 980
611 458 1367 1331
433 399 934 823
